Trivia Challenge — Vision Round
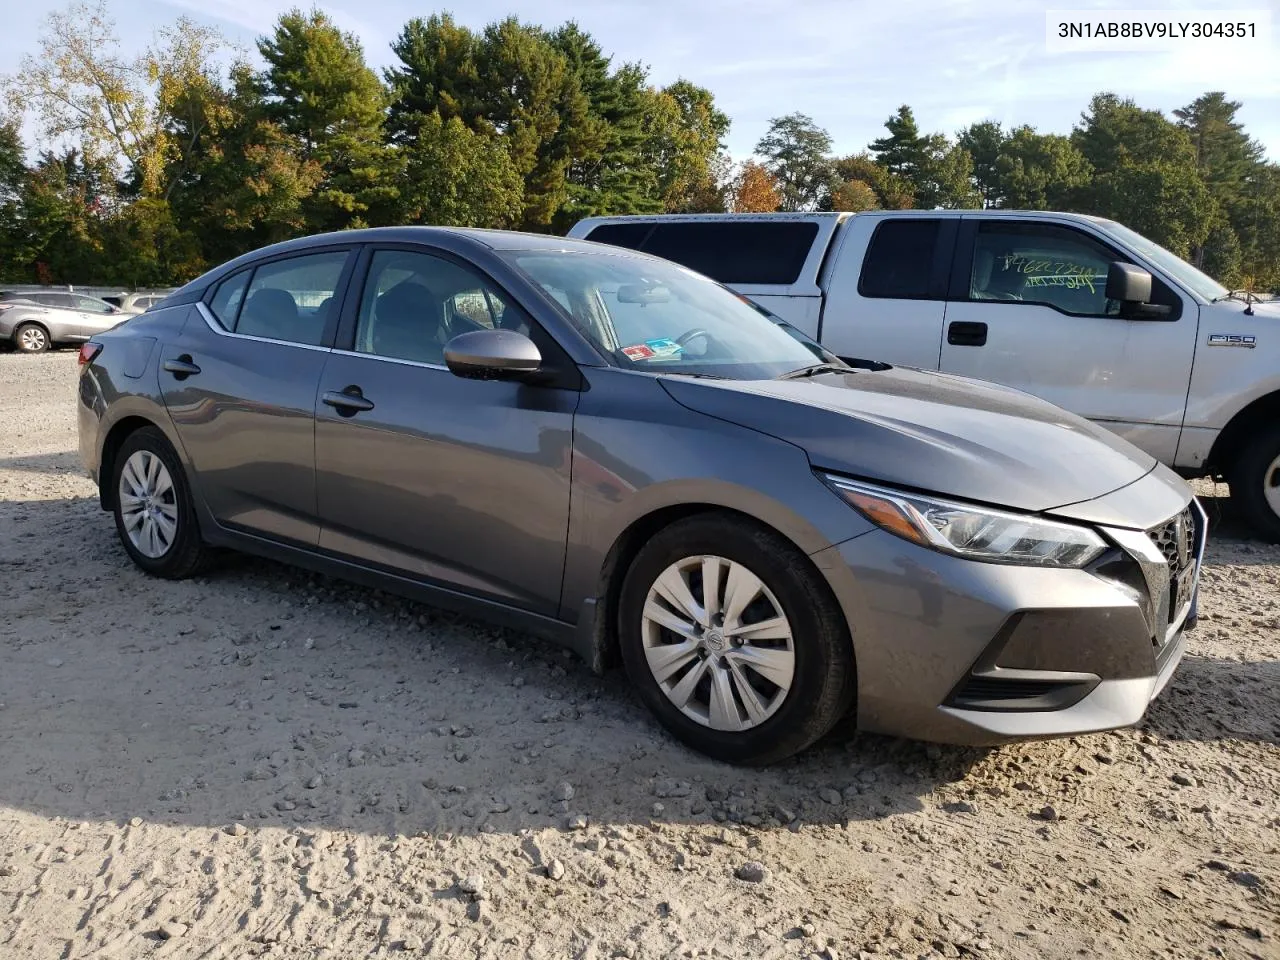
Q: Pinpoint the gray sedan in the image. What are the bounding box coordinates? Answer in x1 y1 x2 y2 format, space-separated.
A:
76 227 1205 765
0 291 130 352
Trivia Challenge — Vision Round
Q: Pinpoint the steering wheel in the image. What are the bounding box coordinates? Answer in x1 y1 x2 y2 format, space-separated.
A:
676 329 712 347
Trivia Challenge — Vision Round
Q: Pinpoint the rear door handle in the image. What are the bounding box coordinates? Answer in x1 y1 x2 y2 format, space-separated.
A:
947 321 988 347
322 387 374 415
162 355 201 378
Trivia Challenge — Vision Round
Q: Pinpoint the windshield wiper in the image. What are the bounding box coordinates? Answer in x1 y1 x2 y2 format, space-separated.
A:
776 363 847 381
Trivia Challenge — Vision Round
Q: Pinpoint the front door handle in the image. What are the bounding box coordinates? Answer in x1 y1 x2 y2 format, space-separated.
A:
947 321 988 347
322 386 374 416
163 355 201 378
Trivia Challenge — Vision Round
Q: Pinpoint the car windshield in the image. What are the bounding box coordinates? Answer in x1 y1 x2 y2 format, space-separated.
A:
1101 220 1228 302
504 249 833 379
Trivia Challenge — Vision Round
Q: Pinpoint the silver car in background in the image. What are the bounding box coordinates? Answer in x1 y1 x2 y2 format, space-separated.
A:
76 227 1206 765
0 291 131 353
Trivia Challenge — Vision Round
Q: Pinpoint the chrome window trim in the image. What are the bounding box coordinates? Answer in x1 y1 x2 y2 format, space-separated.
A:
195 301 332 354
330 347 450 372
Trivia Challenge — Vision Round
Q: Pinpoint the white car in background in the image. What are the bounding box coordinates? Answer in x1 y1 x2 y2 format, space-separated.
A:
0 291 131 353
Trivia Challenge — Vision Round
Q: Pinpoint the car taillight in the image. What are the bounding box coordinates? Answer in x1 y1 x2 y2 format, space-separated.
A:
79 343 103 366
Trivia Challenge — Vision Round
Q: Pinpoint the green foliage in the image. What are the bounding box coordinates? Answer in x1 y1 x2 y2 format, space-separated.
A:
398 112 523 227
832 154 914 209
957 121 1005 207
257 9 397 231
994 127 1092 209
755 113 835 211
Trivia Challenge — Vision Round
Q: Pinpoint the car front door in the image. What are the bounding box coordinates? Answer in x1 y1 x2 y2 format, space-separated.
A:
73 295 121 338
313 246 579 616
938 217 1197 463
158 247 356 546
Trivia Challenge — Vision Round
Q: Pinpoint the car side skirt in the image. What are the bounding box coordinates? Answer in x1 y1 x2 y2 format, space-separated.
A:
200 523 591 662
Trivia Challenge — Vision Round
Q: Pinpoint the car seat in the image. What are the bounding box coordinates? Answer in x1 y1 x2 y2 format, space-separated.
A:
371 281 443 364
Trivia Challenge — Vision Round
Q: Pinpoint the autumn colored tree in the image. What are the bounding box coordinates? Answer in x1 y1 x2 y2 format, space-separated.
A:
729 161 781 213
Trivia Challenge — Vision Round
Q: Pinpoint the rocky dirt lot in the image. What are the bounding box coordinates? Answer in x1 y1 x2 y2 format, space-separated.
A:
0 351 1276 960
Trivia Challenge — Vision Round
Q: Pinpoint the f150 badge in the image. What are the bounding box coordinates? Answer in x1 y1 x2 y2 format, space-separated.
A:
1207 333 1256 348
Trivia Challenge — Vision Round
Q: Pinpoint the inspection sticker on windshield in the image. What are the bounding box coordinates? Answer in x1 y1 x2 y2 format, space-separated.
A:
623 338 684 362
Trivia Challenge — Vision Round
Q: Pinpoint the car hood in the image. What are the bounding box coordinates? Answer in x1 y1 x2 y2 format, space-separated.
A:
659 366 1157 513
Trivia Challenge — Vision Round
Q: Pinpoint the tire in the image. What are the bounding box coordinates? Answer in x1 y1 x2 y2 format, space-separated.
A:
1228 425 1280 543
14 322 50 353
110 426 213 578
617 513 854 766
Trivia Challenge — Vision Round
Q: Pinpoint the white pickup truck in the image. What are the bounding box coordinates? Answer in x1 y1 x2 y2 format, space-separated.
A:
568 211 1280 539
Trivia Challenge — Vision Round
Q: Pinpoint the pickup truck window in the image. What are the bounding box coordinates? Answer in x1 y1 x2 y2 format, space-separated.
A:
587 221 819 286
968 222 1120 317
858 219 943 299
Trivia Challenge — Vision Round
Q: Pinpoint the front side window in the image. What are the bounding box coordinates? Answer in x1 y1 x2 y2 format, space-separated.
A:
859 219 942 299
506 249 826 380
354 250 528 365
969 222 1118 317
76 295 112 314
236 251 349 345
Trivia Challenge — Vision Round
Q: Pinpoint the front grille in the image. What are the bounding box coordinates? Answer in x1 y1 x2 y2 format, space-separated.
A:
1146 504 1199 639
1149 505 1196 580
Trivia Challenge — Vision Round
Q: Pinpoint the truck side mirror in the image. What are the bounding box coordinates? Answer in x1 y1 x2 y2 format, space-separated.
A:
1105 262 1152 303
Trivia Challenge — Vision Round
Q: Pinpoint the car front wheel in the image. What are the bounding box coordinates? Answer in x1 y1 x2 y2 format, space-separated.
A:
618 514 854 765
111 426 212 578
14 323 50 353
1230 425 1280 542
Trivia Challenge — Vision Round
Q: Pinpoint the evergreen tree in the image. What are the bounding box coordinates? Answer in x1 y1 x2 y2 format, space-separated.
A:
957 121 1006 206
868 105 928 178
257 9 397 231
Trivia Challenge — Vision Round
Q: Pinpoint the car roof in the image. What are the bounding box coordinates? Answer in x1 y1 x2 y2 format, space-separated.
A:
168 226 658 302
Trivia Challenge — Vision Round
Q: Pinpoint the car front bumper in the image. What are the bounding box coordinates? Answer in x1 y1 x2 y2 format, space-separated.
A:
811 478 1204 746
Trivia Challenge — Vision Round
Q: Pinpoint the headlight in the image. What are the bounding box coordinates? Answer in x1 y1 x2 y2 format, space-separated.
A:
820 474 1107 568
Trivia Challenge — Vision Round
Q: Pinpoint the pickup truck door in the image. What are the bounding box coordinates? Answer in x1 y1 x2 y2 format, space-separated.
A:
818 215 956 369
938 217 1198 463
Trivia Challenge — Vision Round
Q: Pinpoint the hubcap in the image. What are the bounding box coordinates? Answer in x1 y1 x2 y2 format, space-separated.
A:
641 555 795 732
20 327 46 351
1265 454 1280 520
118 450 178 559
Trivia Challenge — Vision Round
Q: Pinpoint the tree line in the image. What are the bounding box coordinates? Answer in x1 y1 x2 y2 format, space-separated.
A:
0 1 1276 293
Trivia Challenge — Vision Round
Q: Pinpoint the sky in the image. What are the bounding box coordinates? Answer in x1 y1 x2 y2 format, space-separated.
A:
3 0 1278 161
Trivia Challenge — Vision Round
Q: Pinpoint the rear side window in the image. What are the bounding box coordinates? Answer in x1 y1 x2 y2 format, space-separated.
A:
584 222 653 250
208 271 250 329
609 221 820 285
859 219 943 299
236 252 349 345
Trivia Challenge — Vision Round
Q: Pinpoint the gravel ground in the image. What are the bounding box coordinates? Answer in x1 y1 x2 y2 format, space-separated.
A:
0 351 1276 960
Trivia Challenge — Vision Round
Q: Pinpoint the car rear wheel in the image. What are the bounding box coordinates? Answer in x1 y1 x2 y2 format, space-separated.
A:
618 513 854 765
14 323 50 353
1229 426 1280 542
111 427 212 578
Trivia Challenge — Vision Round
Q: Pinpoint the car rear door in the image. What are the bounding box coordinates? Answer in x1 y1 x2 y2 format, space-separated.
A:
937 217 1197 462
817 215 956 369
157 247 357 546
312 244 578 616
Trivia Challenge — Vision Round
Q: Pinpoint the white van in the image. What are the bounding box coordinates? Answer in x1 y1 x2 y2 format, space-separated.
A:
568 211 1280 539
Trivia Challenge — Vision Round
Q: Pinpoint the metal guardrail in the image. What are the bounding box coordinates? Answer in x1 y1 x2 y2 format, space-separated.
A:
0 284 178 300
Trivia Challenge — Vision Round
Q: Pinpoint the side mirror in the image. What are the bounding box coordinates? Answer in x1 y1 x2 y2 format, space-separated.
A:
1105 262 1152 303
444 328 541 380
